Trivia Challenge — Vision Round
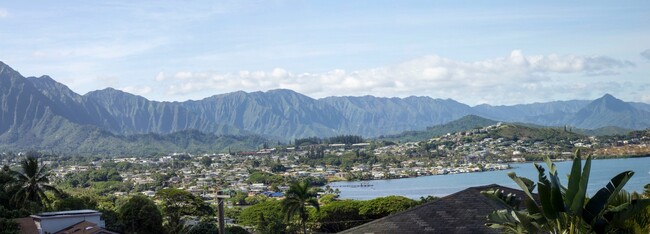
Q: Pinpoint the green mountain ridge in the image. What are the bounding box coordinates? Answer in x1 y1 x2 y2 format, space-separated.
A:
1 61 650 155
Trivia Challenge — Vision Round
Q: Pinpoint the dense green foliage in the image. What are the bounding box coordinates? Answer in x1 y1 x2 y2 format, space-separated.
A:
238 200 288 234
294 135 364 147
483 150 650 233
51 195 97 211
325 135 364 144
282 180 320 234
316 200 366 232
294 137 322 146
183 221 218 234
118 195 164 234
248 171 286 185
487 124 582 145
358 196 419 219
225 225 252 234
237 194 420 233
63 168 122 187
156 188 213 233
9 155 61 211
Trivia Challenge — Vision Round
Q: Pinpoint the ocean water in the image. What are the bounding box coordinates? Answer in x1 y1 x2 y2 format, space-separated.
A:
330 157 650 200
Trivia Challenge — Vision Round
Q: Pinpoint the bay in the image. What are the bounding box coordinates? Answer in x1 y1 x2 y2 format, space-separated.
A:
330 157 650 200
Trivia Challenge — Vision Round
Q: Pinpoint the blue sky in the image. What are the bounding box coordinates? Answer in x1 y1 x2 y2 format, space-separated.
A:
1 0 649 105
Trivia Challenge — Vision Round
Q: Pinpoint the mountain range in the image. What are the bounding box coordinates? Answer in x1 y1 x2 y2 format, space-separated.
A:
1 61 650 154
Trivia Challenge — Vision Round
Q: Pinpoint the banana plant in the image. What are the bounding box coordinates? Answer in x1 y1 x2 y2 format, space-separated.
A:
483 149 650 234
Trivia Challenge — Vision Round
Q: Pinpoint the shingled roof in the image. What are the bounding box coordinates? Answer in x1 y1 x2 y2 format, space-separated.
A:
339 184 531 234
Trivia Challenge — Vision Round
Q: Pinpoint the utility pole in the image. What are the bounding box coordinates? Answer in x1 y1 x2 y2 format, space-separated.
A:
216 191 231 234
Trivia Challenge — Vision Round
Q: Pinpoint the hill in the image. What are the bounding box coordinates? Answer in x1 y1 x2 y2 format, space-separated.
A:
572 126 634 136
377 115 499 142
486 124 584 144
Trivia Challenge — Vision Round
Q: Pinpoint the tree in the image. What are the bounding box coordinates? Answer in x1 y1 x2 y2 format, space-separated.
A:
10 154 61 210
200 157 212 168
238 200 287 234
358 196 417 219
245 194 269 205
318 194 338 205
183 221 218 234
156 188 213 233
317 200 366 232
483 149 650 234
418 195 439 205
0 166 19 210
270 164 287 173
0 218 19 234
118 195 164 234
230 191 249 205
225 225 251 234
282 180 320 234
52 195 97 211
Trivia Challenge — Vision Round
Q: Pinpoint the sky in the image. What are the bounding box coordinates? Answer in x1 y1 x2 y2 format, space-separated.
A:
1 0 649 105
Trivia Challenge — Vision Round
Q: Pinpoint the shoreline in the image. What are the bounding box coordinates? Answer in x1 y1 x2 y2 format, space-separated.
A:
329 157 650 200
328 154 650 185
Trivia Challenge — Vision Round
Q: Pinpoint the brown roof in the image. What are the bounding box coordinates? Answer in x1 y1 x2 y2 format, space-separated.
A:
339 184 532 234
15 217 38 234
54 220 119 234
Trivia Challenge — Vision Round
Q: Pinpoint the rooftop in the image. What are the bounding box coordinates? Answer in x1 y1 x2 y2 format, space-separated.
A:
33 210 101 218
339 184 532 234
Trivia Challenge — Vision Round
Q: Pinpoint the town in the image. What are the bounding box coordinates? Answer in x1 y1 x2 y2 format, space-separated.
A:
1 122 650 233
3 122 648 207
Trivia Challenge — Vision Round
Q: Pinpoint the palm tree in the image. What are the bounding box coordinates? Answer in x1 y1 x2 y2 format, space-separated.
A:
10 155 61 210
282 180 320 234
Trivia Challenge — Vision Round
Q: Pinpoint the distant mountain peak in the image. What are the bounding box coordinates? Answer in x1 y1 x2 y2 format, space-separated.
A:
589 93 628 110
266 88 298 94
0 60 10 70
567 93 650 130
601 93 615 99
85 87 128 96
84 87 149 102
0 61 22 78
27 75 63 86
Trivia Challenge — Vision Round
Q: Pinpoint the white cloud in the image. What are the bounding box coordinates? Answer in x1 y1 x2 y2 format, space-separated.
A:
120 86 153 96
0 8 8 18
163 50 635 105
155 72 165 81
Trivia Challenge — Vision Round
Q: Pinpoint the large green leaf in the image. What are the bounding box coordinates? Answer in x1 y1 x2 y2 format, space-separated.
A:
535 164 559 220
570 154 591 216
508 172 538 205
583 171 634 230
564 150 582 210
481 189 517 209
544 158 567 214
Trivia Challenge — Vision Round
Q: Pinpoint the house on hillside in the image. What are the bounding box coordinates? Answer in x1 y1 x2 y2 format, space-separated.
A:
15 210 117 234
339 184 532 234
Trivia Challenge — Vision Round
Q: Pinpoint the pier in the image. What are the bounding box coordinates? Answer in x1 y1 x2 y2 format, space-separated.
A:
331 182 373 188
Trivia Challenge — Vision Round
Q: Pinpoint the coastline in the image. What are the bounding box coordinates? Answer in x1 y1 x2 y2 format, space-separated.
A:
328 156 650 200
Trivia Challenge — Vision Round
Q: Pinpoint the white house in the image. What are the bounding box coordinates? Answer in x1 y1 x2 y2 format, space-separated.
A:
17 209 116 234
